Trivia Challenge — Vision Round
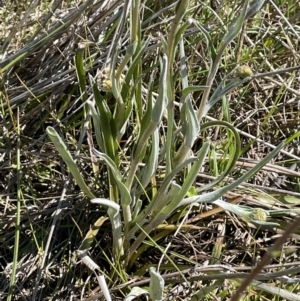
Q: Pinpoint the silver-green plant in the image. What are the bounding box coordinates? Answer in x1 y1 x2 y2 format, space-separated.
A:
46 0 299 298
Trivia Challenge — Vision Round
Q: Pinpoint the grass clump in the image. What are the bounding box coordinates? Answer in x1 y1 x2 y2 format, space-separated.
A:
1 0 300 300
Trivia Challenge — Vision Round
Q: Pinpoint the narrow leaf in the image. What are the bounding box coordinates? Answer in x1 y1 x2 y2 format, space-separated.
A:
220 0 249 47
93 150 132 226
245 0 266 20
179 141 285 206
96 275 112 301
93 150 132 207
46 127 95 198
79 217 108 252
91 77 117 161
151 54 168 123
75 45 87 102
150 267 165 301
124 287 149 301
91 198 123 257
86 100 104 152
140 128 159 189
76 250 100 272
181 85 209 96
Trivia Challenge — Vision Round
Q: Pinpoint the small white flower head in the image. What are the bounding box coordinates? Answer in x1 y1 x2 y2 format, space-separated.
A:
97 67 113 92
249 208 268 222
236 65 253 79
97 67 125 92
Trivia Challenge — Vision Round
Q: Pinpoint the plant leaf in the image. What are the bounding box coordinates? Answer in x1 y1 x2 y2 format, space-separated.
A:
140 128 159 190
151 54 168 123
127 143 210 258
245 0 266 20
96 275 112 301
78 216 108 252
93 150 132 227
91 198 123 257
91 79 117 162
220 0 249 49
46 126 95 199
179 141 285 207
86 100 104 152
124 287 149 301
150 267 165 301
